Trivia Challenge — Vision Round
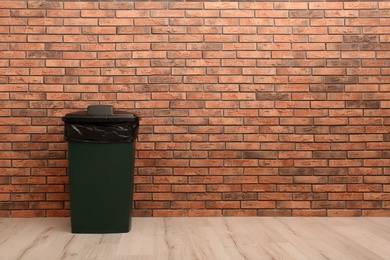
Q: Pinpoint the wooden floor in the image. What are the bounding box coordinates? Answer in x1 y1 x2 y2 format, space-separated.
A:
0 217 389 260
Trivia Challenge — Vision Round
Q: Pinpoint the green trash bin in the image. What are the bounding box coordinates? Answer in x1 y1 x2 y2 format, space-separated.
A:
62 105 139 234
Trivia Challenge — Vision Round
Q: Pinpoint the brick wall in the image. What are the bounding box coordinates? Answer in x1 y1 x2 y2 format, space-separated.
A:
0 1 390 217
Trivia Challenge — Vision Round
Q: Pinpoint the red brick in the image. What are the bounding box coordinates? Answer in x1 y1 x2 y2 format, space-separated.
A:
254 10 288 18
189 210 222 217
135 202 169 209
241 184 276 192
11 210 45 218
204 2 237 9
362 210 390 217
313 185 346 193
81 43 115 51
277 201 310 209
345 2 378 10
81 10 113 18
10 10 45 17
293 210 327 217
168 2 200 9
46 10 79 17
171 201 204 209
11 193 45 201
363 176 390 184
28 35 62 43
224 209 258 217
240 35 274 45
63 18 97 26
310 2 343 9
206 201 240 209
275 3 307 10
240 201 275 209
0 18 27 26
173 185 206 193
152 210 185 217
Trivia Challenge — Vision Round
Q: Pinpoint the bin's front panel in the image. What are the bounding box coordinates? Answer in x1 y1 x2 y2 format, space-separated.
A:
68 142 134 233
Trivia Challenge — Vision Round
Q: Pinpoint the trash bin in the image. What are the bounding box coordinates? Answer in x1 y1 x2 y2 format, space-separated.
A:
62 105 139 234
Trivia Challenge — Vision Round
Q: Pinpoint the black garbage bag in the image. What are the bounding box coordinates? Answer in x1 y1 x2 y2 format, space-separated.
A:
62 105 139 143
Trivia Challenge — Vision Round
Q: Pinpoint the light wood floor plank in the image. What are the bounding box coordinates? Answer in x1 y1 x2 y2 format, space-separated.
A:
0 217 389 260
278 218 382 260
324 218 389 260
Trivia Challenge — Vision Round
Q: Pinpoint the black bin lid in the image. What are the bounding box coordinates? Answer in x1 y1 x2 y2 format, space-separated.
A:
62 105 138 123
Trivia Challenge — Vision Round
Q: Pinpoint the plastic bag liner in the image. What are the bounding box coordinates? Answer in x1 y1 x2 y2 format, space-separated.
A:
62 105 139 143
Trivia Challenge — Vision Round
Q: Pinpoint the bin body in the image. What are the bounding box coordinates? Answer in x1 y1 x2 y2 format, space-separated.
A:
63 105 138 234
68 142 134 233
